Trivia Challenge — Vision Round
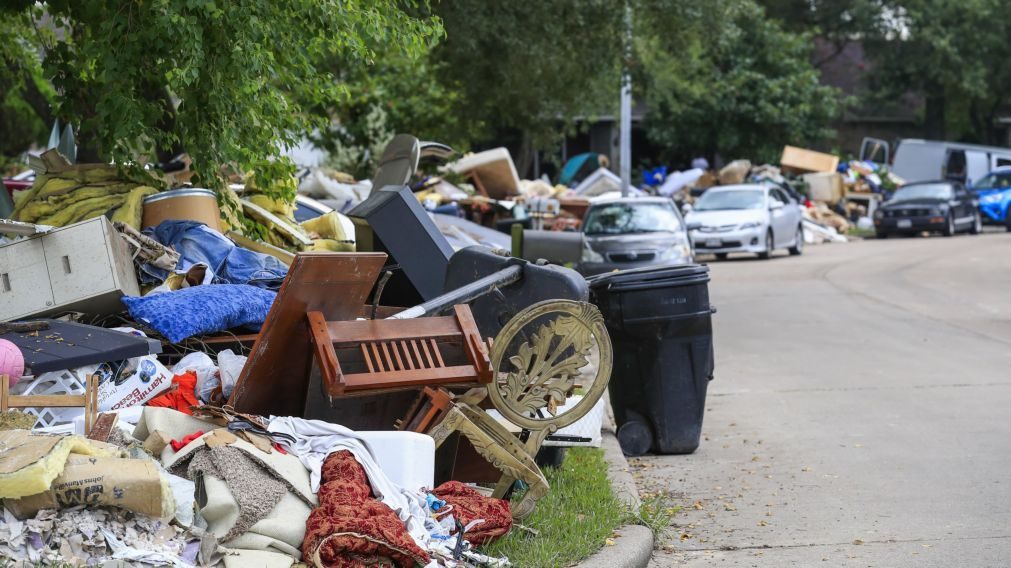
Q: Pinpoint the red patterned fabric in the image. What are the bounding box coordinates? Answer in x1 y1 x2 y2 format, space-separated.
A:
432 481 512 544
303 451 430 568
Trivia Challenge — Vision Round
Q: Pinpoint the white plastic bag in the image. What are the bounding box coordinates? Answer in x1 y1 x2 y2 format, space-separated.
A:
216 349 247 400
173 352 220 403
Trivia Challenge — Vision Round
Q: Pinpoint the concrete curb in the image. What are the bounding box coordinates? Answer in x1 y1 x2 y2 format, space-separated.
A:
575 430 654 568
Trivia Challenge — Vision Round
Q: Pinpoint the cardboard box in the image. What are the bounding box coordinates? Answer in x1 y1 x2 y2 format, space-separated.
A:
802 172 844 203
781 146 839 174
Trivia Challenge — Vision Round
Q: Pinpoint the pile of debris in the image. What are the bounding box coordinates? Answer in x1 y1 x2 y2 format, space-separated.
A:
0 135 613 567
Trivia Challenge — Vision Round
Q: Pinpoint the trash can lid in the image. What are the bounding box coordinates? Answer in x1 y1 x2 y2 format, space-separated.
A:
587 263 710 292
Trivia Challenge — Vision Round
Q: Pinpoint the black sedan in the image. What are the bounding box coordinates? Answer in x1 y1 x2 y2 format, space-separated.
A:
873 180 982 238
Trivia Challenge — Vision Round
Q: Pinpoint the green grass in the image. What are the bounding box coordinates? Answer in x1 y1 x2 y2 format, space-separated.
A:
847 226 876 238
482 447 628 567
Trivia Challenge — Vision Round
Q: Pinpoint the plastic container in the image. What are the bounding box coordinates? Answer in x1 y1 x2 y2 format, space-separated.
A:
358 430 435 490
588 264 715 456
142 188 221 231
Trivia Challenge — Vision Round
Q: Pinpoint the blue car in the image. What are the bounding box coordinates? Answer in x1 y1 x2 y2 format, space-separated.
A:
973 167 1011 230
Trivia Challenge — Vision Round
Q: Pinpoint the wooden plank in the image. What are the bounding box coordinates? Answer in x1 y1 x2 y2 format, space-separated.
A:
370 343 385 372
429 339 445 367
87 413 118 442
325 317 465 345
1 375 9 413
228 252 387 416
410 340 425 369
380 342 395 371
419 340 436 369
361 344 375 373
8 395 88 407
391 341 405 371
307 311 345 395
340 365 479 392
400 341 414 370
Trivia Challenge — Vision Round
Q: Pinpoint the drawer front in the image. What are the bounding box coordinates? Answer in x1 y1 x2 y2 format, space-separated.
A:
0 238 55 318
42 219 116 305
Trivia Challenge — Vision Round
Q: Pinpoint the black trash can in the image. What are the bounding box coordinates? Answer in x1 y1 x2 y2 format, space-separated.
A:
588 264 715 456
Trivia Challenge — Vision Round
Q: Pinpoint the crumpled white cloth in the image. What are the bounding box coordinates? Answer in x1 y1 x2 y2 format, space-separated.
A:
267 416 432 548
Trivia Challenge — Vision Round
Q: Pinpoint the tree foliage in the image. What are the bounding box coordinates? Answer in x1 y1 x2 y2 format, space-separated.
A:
636 0 843 163
863 0 1011 142
0 0 442 190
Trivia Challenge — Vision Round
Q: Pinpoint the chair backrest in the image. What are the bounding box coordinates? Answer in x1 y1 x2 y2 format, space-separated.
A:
228 252 387 416
307 304 491 396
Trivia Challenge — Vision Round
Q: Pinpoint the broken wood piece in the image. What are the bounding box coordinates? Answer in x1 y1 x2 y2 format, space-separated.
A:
142 431 172 455
87 413 119 442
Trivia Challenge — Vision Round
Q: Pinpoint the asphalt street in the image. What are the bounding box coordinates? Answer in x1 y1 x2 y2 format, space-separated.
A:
636 229 1011 567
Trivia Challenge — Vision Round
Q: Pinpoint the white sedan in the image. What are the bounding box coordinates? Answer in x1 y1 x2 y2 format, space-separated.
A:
684 184 804 260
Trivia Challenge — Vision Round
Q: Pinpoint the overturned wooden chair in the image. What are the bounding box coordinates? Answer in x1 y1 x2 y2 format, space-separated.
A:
400 299 612 519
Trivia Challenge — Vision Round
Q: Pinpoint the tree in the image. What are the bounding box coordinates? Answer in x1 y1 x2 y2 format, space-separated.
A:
759 0 892 67
432 0 624 175
0 0 442 191
863 0 1011 142
636 0 843 164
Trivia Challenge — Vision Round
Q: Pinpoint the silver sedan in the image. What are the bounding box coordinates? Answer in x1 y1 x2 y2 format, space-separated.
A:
684 184 804 260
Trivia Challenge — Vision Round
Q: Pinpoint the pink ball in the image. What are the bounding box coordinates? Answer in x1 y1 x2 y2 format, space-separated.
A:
0 339 24 386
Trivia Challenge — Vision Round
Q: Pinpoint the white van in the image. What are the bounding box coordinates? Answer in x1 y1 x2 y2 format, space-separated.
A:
860 138 1011 185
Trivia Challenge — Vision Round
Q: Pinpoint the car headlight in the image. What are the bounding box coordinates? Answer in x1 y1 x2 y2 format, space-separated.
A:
581 241 604 263
873 209 884 219
981 193 1002 204
658 242 692 261
738 221 762 230
931 206 946 216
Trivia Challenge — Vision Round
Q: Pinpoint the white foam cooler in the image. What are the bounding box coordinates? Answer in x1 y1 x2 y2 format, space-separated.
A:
359 430 435 491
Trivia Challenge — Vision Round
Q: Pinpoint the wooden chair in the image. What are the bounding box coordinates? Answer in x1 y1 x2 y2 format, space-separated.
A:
228 252 388 416
1 374 98 434
306 304 492 397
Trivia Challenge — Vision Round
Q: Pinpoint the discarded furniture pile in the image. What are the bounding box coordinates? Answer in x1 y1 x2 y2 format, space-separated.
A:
0 136 614 567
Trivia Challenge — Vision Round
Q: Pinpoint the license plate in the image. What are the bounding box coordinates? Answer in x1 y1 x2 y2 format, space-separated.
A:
705 239 722 248
897 219 912 229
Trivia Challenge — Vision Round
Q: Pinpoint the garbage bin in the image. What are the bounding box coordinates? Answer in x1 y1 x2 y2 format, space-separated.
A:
588 264 715 456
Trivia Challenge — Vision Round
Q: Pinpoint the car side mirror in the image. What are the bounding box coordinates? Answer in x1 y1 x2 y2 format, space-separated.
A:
686 222 702 231
769 200 784 211
681 203 693 214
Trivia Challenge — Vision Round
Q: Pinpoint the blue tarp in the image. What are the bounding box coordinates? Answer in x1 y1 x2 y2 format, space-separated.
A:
140 221 288 290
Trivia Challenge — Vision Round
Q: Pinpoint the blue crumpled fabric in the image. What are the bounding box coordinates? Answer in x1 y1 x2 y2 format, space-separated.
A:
139 220 288 290
121 284 276 343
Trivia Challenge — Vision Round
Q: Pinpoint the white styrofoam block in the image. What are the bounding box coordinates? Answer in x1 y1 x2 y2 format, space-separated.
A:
485 396 605 448
358 430 435 491
72 406 146 435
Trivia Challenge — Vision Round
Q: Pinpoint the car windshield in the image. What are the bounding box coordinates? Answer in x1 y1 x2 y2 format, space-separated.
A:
891 183 953 201
973 172 1011 190
694 189 765 211
583 202 681 235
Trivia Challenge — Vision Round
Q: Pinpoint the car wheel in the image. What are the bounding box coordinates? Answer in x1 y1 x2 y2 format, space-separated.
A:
788 225 803 255
757 229 772 259
970 212 982 234
942 213 955 237
876 231 888 239
715 253 728 260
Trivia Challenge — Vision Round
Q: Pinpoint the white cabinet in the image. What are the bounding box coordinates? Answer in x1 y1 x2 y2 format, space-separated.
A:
0 217 140 321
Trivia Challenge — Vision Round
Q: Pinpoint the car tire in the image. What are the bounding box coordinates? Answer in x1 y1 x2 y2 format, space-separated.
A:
970 212 982 235
788 225 803 256
757 229 773 259
876 231 888 239
715 253 728 260
1005 212 1011 232
943 213 955 237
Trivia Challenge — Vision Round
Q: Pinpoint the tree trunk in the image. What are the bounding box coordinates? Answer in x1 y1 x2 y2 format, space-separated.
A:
924 92 946 140
515 131 533 179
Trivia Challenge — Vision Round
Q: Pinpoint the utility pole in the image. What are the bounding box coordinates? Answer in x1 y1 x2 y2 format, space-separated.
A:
619 0 632 197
